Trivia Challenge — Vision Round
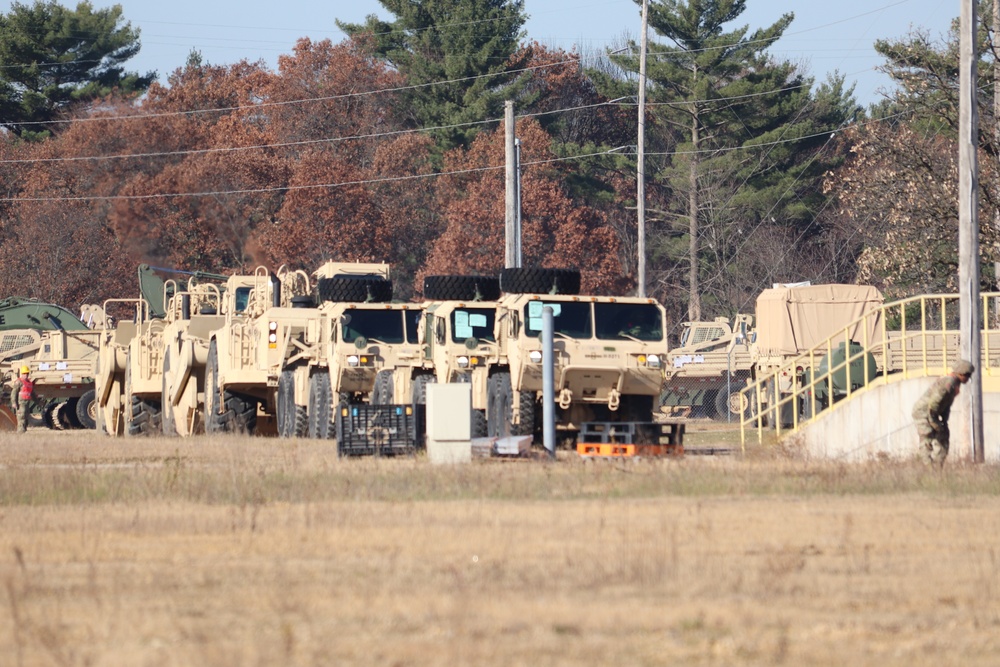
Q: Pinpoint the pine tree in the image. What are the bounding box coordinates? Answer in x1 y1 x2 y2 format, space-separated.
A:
338 0 531 152
595 0 857 319
0 1 155 139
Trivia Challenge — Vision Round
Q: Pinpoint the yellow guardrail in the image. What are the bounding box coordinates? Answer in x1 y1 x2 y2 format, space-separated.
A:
739 291 1000 451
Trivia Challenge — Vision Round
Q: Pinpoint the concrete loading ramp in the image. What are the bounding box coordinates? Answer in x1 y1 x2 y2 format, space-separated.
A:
794 376 1000 463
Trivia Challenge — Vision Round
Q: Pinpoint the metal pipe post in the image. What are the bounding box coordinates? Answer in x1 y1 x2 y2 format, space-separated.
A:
542 306 555 457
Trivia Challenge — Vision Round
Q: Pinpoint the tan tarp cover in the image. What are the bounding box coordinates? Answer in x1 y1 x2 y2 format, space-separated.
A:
754 284 884 357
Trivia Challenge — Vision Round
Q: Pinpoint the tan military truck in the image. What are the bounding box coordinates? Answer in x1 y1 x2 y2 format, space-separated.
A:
202 266 316 436
159 280 228 436
407 275 503 437
661 314 754 421
280 262 421 440
94 265 235 436
485 268 667 442
748 283 884 426
0 297 101 430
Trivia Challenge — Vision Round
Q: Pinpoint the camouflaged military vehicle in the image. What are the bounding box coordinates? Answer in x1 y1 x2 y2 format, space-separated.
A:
0 297 100 430
661 314 754 421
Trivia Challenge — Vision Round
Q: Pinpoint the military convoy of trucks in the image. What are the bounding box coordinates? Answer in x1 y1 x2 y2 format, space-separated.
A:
4 269 929 444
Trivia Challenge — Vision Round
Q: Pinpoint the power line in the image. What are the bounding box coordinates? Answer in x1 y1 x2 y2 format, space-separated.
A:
0 146 631 203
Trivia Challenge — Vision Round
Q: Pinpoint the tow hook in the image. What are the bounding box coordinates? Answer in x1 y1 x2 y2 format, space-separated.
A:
558 388 573 410
608 388 621 411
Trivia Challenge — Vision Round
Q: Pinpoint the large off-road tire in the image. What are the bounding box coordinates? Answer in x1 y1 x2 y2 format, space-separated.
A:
52 402 70 430
308 370 333 440
42 401 58 430
277 369 307 438
204 340 225 434
486 371 535 439
454 372 488 438
471 408 488 438
423 275 501 301
317 276 393 303
125 351 161 437
499 268 581 295
203 340 258 434
373 369 394 404
75 389 97 430
411 373 436 406
713 384 751 422
62 397 82 429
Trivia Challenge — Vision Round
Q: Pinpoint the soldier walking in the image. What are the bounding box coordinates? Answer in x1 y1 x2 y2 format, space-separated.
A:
911 359 974 466
10 365 35 433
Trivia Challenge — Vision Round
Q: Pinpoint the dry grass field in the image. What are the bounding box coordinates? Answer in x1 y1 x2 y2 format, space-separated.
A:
2 428 1000 666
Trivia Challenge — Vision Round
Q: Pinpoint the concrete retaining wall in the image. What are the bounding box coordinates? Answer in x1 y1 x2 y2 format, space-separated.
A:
798 377 1000 463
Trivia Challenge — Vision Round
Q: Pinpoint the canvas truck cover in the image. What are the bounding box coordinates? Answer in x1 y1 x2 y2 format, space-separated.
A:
754 284 884 357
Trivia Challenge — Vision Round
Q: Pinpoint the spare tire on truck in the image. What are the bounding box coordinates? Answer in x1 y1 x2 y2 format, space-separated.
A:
499 268 581 295
423 275 501 301
317 275 393 303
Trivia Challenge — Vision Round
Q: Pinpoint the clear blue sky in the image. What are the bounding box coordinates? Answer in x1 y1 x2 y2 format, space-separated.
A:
7 0 958 107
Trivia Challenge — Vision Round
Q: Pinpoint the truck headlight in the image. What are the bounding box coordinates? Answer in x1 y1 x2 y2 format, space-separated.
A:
529 350 542 363
646 354 661 369
457 356 470 368
347 355 360 367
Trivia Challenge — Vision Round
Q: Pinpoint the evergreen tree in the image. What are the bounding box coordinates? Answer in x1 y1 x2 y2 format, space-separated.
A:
594 0 857 319
338 0 531 152
0 1 154 140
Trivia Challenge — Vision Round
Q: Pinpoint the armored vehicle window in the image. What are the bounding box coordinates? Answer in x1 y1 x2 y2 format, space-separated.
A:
524 300 592 339
233 287 252 313
342 309 407 344
595 303 663 341
452 307 496 342
405 310 421 344
690 326 726 344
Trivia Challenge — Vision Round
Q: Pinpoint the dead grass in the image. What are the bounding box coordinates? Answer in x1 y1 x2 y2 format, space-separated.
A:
2 430 1000 666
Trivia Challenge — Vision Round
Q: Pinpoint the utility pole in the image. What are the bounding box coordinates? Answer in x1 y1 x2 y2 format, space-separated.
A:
505 100 517 268
636 0 649 297
994 0 1000 328
959 0 984 462
515 138 523 267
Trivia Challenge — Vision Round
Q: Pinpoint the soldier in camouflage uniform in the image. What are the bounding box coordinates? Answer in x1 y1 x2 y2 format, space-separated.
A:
10 365 35 434
911 359 974 466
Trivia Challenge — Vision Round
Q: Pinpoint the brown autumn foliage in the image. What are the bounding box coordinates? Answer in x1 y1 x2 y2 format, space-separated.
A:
419 118 625 295
248 39 439 292
110 60 286 271
826 122 1000 297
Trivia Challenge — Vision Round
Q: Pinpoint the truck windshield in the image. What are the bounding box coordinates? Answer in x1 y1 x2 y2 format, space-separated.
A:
523 300 592 339
342 309 418 344
451 307 496 342
233 287 252 313
594 303 663 341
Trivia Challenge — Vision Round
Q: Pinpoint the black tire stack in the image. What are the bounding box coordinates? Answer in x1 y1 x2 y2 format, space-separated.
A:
423 275 501 301
317 275 393 303
499 268 581 295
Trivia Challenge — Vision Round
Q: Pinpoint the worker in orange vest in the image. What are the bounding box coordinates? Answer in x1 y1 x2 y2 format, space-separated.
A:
10 365 35 433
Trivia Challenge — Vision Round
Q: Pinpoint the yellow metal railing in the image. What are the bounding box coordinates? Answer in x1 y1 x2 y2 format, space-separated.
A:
739 291 1000 451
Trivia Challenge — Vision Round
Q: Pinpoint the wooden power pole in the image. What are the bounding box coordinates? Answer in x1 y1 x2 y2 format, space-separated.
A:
959 0 984 462
505 100 516 269
636 0 649 298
